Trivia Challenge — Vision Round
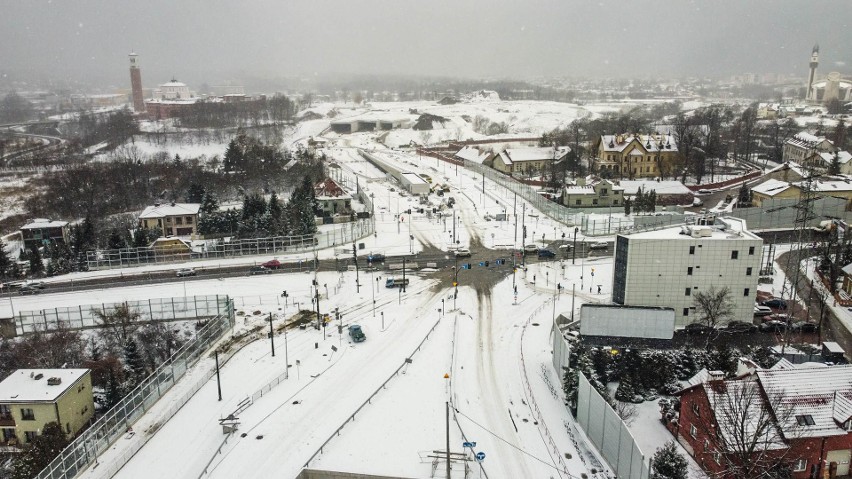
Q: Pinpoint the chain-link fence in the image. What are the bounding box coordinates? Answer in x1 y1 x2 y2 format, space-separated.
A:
15 295 230 336
35 300 235 479
576 372 650 479
85 219 375 270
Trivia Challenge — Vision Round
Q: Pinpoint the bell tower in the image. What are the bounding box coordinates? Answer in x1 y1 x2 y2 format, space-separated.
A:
129 52 145 113
807 43 819 101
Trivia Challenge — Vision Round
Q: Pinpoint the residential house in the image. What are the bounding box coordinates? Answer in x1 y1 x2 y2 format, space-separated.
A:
20 218 69 250
673 363 852 479
763 161 808 183
782 131 837 164
562 177 623 208
0 369 94 447
803 150 852 175
453 145 495 166
750 179 800 206
491 147 570 176
314 178 352 216
139 203 201 237
593 133 679 179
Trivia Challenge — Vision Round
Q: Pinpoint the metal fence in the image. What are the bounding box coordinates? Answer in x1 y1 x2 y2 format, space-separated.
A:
576 372 650 479
15 294 230 336
35 301 235 479
85 219 375 270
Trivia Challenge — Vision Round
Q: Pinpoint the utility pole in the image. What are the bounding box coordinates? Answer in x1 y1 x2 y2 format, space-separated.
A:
452 209 456 245
446 401 451 479
353 243 360 293
571 284 576 322
268 313 275 357
284 323 289 379
314 280 321 332
521 203 526 246
513 192 518 248
215 350 222 401
402 257 407 293
572 227 578 265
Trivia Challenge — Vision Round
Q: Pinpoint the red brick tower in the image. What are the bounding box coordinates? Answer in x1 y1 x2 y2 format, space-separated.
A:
129 52 145 112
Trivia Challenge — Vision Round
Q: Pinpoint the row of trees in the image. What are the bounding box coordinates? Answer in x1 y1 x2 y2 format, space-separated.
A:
623 187 657 215
175 95 296 129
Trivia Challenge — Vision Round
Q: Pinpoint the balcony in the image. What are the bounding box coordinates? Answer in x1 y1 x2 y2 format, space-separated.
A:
0 414 14 427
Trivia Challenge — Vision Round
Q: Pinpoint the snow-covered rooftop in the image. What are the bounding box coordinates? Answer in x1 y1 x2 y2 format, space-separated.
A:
139 203 201 219
786 131 831 150
620 180 691 196
624 223 760 241
503 146 569 163
600 134 677 153
752 179 793 197
0 369 89 403
454 145 492 164
20 218 68 230
757 365 852 438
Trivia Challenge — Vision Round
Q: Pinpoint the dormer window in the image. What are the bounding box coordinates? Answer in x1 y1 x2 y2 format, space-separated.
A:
796 414 815 426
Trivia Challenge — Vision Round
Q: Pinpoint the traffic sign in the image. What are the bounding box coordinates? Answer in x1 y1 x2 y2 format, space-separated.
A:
475 451 486 462
452 281 458 287
463 441 476 448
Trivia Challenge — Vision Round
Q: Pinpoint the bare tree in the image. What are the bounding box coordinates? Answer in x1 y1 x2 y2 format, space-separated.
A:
692 286 734 348
694 381 796 479
93 303 142 355
614 400 638 425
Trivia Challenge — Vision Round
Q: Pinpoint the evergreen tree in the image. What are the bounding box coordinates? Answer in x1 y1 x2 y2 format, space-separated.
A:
186 183 206 203
0 237 12 279
647 189 657 213
268 192 284 235
623 197 632 216
107 230 127 250
28 246 43 276
223 139 243 173
834 118 847 151
10 422 69 479
651 441 688 479
105 367 123 408
123 338 146 387
829 153 841 176
635 187 645 213
199 192 219 216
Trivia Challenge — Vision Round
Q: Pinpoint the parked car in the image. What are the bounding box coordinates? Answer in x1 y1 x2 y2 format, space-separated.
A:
725 321 758 333
790 321 818 333
455 248 472 258
18 284 39 295
766 313 791 323
367 253 386 263
176 268 197 277
589 241 608 250
759 320 787 332
261 259 282 270
249 266 271 275
753 305 773 317
23 281 46 289
761 298 788 310
348 324 366 342
558 243 572 250
523 244 538 254
684 322 712 334
537 249 556 259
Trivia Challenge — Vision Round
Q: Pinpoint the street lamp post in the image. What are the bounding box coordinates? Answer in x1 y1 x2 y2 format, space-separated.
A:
572 227 578 265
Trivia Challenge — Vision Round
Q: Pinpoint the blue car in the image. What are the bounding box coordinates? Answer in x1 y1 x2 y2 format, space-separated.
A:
538 249 556 259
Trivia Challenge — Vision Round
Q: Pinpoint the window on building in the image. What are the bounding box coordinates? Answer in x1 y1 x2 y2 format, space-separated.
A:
601 188 608 195
794 459 807 472
24 431 37 443
175 217 183 225
690 424 697 438
744 288 750 297
796 414 816 426
20 408 34 421
613 200 619 205
689 246 695 255
713 451 721 465
683 308 689 316
593 199 599 205
685 287 691 296
692 403 700 416
575 199 581 205
0 405 10 420
703 439 709 451
731 250 739 259
749 246 755 255
186 216 193 224
687 267 693 275
746 267 753 276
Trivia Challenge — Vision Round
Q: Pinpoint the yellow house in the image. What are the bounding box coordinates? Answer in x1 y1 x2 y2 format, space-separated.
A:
139 202 201 237
0 369 94 447
749 179 799 206
594 134 679 179
562 178 624 208
751 178 852 209
492 147 570 175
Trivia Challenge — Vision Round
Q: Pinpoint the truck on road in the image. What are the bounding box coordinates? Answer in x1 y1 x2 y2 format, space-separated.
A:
385 278 410 288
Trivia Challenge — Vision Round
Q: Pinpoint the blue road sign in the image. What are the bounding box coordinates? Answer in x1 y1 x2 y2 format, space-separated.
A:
479 262 485 267
463 441 476 448
475 451 486 462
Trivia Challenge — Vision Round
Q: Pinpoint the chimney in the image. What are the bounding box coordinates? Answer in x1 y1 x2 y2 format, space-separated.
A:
708 370 725 382
47 377 62 386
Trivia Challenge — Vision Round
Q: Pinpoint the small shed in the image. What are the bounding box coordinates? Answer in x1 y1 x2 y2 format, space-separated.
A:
822 341 846 363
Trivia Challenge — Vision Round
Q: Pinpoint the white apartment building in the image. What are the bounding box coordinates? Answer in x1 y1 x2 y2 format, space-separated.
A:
611 219 762 327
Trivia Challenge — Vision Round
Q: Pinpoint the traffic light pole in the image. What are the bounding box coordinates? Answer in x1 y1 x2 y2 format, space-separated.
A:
268 313 275 357
353 243 360 293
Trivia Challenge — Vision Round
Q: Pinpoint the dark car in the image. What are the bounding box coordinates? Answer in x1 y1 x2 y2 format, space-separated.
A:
684 322 712 334
249 266 271 275
791 321 818 333
759 320 787 332
537 249 556 259
18 285 40 295
725 321 758 333
367 253 386 263
761 298 788 310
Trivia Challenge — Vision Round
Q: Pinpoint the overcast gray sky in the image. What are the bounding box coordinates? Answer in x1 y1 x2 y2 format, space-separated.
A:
1 0 851 88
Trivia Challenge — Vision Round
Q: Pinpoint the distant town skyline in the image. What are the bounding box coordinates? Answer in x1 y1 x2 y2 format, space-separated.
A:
1 0 851 89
